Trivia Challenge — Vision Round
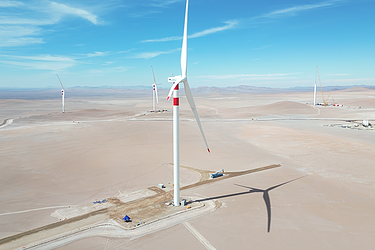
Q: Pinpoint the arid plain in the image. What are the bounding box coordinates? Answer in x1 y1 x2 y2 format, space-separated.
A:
1 87 375 249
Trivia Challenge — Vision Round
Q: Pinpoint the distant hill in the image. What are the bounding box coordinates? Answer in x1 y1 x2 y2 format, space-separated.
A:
192 85 375 95
1 85 374 99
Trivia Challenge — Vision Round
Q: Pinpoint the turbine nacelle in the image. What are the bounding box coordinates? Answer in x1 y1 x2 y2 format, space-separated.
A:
167 75 187 101
168 75 186 83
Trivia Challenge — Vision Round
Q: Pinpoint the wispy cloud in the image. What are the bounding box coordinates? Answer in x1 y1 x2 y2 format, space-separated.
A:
0 0 24 7
0 49 131 71
0 26 43 47
141 20 238 43
82 50 131 58
128 10 161 18
8 54 76 62
0 1 99 47
86 51 109 57
257 1 341 20
150 0 183 8
131 48 179 59
0 54 77 71
190 20 238 38
85 66 129 75
49 2 98 25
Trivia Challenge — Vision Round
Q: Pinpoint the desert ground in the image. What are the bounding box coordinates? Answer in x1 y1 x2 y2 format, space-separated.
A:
0 87 375 249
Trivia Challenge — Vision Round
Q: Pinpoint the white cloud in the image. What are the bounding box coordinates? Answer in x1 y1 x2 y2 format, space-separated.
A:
132 49 179 59
49 2 98 25
9 54 76 62
0 0 24 7
0 1 99 47
189 20 238 38
264 3 333 18
0 60 75 71
0 26 43 47
150 0 183 8
0 54 77 71
141 20 238 43
258 1 341 19
142 36 181 43
0 37 44 47
87 51 109 57
85 66 129 75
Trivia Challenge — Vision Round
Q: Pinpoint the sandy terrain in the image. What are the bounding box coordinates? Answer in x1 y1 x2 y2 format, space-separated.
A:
1 87 375 249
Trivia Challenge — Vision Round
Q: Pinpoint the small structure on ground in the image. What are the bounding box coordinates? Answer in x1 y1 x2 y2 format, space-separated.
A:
211 169 224 178
123 215 131 222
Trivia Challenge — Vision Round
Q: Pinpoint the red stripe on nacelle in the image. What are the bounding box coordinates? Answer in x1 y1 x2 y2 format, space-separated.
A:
173 98 179 106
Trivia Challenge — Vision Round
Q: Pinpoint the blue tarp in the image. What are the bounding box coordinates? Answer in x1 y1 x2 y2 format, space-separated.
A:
123 215 130 221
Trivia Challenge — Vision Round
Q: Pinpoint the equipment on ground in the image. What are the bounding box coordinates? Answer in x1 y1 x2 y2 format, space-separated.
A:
211 169 224 178
316 66 328 106
123 215 131 222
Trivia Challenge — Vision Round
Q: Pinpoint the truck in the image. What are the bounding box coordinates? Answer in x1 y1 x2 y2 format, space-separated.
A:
211 169 224 178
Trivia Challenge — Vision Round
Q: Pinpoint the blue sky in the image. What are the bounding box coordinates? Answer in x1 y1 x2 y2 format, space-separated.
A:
0 0 374 89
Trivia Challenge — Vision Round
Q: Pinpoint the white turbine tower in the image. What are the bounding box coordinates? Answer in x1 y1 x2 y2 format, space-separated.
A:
56 74 65 113
167 0 210 206
151 66 159 112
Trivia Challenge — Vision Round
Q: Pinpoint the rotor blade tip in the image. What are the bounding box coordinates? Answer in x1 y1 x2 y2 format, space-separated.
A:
207 148 210 153
167 97 170 101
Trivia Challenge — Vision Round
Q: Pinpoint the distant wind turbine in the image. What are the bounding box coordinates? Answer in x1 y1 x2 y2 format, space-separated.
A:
151 66 159 112
167 0 210 206
56 74 65 113
314 68 317 105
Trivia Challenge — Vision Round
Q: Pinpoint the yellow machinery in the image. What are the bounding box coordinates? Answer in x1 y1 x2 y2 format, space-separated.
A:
316 66 328 106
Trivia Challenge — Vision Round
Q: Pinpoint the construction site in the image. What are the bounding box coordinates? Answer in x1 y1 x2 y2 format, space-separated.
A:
1 86 375 249
0 165 279 249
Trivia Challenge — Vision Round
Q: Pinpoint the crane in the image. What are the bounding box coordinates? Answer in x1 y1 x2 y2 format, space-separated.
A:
316 66 328 106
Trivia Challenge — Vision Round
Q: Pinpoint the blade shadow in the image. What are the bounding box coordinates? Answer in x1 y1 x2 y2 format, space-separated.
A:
234 175 306 232
192 175 306 233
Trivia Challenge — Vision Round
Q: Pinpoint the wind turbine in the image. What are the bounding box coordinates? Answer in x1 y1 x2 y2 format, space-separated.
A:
151 66 159 112
167 0 210 206
56 74 65 113
313 69 317 106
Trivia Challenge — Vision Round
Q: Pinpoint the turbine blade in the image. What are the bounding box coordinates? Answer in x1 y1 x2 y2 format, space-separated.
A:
180 0 189 78
184 80 210 152
167 81 180 101
151 66 157 85
155 84 159 103
56 74 65 90
151 66 159 103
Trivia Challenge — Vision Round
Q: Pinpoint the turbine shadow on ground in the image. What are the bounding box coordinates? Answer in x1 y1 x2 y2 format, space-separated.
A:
192 176 306 232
